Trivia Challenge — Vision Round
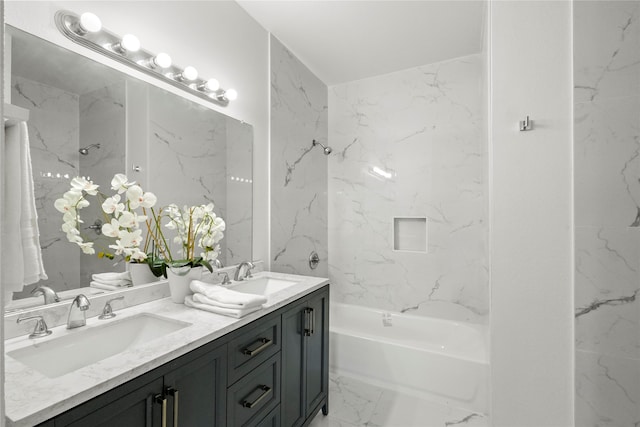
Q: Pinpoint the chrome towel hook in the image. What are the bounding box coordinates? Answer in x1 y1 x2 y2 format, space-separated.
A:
519 116 533 131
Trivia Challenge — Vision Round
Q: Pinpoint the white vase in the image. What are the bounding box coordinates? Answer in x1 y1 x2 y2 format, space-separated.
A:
128 262 158 286
167 266 202 304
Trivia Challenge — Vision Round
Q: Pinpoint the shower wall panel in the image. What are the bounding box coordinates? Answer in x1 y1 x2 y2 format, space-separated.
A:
574 1 640 425
328 54 488 323
269 36 328 276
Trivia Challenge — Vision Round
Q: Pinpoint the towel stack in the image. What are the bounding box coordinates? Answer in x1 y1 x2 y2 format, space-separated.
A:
185 280 267 318
90 271 132 291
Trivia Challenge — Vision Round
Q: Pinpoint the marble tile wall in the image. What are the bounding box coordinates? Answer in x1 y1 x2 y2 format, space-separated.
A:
270 36 328 277
328 54 487 323
574 1 640 425
11 75 80 298
147 87 229 264
225 119 253 266
79 82 127 284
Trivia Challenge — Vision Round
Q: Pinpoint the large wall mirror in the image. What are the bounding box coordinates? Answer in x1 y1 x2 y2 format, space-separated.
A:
5 26 253 312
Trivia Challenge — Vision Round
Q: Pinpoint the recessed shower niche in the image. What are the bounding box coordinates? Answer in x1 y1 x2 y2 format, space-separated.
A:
393 217 427 253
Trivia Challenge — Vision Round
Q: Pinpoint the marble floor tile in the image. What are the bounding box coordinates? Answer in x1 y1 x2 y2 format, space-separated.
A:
308 374 488 427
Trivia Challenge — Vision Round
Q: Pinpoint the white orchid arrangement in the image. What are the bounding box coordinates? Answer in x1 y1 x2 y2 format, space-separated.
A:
163 203 226 273
55 174 159 262
55 174 226 277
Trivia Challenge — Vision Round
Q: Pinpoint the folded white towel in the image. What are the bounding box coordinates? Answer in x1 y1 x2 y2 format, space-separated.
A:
90 281 133 291
92 271 131 282
189 280 267 308
185 296 262 318
92 278 132 286
192 292 266 310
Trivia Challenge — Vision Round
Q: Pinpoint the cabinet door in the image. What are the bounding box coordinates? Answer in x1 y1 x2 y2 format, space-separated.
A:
53 377 164 427
281 300 306 427
163 345 227 427
305 291 329 416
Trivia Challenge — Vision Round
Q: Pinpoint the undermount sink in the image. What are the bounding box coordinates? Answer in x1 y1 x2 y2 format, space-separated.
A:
8 313 191 378
229 276 298 296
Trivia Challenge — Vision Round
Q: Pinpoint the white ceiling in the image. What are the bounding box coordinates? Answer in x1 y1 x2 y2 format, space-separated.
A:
237 0 486 86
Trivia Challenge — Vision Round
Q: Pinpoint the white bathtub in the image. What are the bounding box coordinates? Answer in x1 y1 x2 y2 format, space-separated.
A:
329 302 489 414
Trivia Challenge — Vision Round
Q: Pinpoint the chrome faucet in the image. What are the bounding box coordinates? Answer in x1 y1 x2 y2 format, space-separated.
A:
31 286 60 305
99 296 124 320
213 259 224 269
17 315 52 339
217 272 231 285
234 261 254 281
67 294 90 329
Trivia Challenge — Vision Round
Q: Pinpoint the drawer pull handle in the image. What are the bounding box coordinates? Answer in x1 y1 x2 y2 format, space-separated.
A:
242 338 272 356
241 385 272 409
154 394 167 427
167 387 179 427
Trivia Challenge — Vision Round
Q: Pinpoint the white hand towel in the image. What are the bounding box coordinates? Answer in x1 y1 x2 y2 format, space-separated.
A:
189 280 267 308
185 296 262 319
19 122 47 286
92 271 131 282
93 278 132 287
2 123 25 300
192 292 266 310
90 281 133 291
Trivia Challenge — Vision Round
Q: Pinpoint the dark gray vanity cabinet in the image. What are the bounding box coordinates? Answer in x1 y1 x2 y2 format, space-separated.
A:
35 285 329 427
281 288 330 427
46 341 227 427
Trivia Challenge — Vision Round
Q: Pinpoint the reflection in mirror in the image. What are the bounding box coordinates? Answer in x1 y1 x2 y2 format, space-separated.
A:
5 26 253 312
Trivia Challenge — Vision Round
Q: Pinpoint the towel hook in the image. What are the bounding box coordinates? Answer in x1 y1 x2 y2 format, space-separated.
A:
519 116 533 131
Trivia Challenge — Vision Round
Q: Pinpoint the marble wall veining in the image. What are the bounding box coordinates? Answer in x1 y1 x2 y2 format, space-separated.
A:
147 87 230 264
11 75 80 299
79 82 127 284
270 36 328 277
328 54 487 324
574 1 640 425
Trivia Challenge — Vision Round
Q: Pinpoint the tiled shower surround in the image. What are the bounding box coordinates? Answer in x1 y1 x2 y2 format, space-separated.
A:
328 54 488 324
270 36 329 277
574 1 640 425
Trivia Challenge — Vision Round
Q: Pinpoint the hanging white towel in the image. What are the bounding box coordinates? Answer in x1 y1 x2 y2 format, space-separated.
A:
19 122 47 285
184 295 262 318
2 122 25 300
2 122 47 302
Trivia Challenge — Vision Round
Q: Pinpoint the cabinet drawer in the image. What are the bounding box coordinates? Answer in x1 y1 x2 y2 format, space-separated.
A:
228 316 280 384
227 354 281 427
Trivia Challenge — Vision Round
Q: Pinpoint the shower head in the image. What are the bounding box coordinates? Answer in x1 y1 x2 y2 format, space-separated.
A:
79 143 101 155
312 139 332 155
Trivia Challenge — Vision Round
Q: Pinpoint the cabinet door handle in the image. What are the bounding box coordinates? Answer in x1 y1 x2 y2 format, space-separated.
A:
304 308 312 336
167 387 179 427
242 337 272 356
241 385 272 409
154 393 167 427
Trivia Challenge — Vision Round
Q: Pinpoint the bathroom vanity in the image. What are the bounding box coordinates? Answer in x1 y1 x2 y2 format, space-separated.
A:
4 272 329 427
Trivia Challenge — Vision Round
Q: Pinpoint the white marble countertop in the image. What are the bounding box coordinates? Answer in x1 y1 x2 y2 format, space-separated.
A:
4 271 329 427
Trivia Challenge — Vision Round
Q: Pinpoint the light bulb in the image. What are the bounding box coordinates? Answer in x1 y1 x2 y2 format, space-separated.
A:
198 78 220 93
182 66 198 81
121 34 140 52
152 53 172 68
224 88 238 101
76 12 102 34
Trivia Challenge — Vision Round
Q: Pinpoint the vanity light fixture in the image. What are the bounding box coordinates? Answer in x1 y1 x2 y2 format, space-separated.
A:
55 10 236 106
